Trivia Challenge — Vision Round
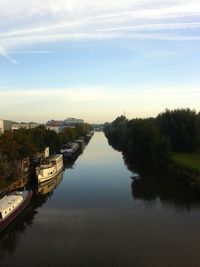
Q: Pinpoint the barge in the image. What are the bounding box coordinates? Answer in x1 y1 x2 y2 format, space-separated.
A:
60 143 80 159
0 190 33 232
36 154 63 183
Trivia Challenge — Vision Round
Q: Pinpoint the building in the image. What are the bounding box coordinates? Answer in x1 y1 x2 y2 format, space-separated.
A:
0 119 12 134
46 126 61 133
92 124 104 131
46 120 64 127
64 118 84 127
12 122 44 131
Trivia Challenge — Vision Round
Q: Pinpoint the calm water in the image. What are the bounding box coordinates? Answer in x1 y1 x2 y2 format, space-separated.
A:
1 132 200 267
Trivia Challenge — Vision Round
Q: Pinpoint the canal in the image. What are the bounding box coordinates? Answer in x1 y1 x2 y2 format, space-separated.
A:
1 132 200 267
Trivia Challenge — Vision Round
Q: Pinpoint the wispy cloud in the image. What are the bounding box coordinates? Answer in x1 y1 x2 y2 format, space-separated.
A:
98 22 200 32
0 45 18 64
0 86 199 122
10 50 51 54
0 0 200 54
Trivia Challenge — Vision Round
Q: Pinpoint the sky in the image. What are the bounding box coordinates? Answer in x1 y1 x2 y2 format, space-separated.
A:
0 0 200 123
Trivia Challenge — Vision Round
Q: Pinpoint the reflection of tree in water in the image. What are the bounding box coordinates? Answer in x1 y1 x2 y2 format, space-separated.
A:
0 203 38 259
124 156 200 211
132 175 200 211
0 172 63 259
64 159 76 170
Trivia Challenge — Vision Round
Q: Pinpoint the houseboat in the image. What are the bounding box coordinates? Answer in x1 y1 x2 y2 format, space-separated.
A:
0 190 33 232
60 143 80 159
36 154 63 183
74 138 85 148
37 171 63 195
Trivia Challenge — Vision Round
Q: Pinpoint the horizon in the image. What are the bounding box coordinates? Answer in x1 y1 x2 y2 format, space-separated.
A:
0 0 200 123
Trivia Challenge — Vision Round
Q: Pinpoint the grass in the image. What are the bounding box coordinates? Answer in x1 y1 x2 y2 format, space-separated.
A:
173 152 200 173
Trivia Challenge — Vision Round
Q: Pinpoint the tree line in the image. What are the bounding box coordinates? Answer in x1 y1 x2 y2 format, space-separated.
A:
104 109 200 170
0 123 92 179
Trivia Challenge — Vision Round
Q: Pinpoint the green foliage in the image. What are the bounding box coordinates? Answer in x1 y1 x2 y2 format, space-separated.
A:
59 123 93 144
0 123 92 162
104 108 200 171
104 116 172 169
104 116 128 151
59 127 76 144
0 123 92 180
156 108 200 152
0 131 20 161
74 123 93 138
0 153 10 179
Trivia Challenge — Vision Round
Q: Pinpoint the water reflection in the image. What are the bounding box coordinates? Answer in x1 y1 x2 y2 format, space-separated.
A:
0 172 64 258
1 133 200 267
36 172 63 195
125 159 200 211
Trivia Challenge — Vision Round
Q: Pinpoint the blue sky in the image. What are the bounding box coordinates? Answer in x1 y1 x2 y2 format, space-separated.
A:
0 0 200 123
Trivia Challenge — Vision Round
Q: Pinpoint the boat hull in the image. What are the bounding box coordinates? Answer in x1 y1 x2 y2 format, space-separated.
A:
0 191 33 232
37 166 63 183
37 154 63 183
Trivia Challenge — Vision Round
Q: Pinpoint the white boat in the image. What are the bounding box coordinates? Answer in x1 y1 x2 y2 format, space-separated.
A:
36 154 63 183
0 190 33 232
37 172 63 195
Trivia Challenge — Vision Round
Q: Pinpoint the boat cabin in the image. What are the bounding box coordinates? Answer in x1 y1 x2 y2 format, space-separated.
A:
0 193 23 220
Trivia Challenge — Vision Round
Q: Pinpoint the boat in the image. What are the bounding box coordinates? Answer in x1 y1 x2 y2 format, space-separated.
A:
60 143 80 159
37 172 63 195
36 154 63 183
84 131 94 142
0 190 33 232
74 138 85 148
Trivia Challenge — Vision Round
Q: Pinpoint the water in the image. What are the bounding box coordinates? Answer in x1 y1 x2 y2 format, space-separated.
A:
1 132 200 267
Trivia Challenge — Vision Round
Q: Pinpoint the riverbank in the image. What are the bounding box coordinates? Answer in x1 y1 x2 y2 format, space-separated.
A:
171 152 200 194
0 173 31 198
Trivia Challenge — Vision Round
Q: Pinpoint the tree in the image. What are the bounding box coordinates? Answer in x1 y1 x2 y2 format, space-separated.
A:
156 108 200 152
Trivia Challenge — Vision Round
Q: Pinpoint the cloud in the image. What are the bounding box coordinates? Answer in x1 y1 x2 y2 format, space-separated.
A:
98 22 200 32
0 0 200 52
10 50 51 54
0 86 199 122
0 45 18 64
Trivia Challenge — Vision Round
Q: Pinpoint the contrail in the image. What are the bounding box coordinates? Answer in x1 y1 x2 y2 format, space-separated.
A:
0 46 18 64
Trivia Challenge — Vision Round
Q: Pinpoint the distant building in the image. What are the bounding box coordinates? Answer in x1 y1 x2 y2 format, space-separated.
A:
47 126 61 133
64 118 84 126
92 124 103 131
12 122 44 131
0 119 12 134
46 120 64 127
46 118 84 132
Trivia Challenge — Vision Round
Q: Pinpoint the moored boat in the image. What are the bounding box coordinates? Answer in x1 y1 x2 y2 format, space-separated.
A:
60 143 80 159
36 154 63 183
74 138 85 148
0 190 33 232
37 172 63 195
